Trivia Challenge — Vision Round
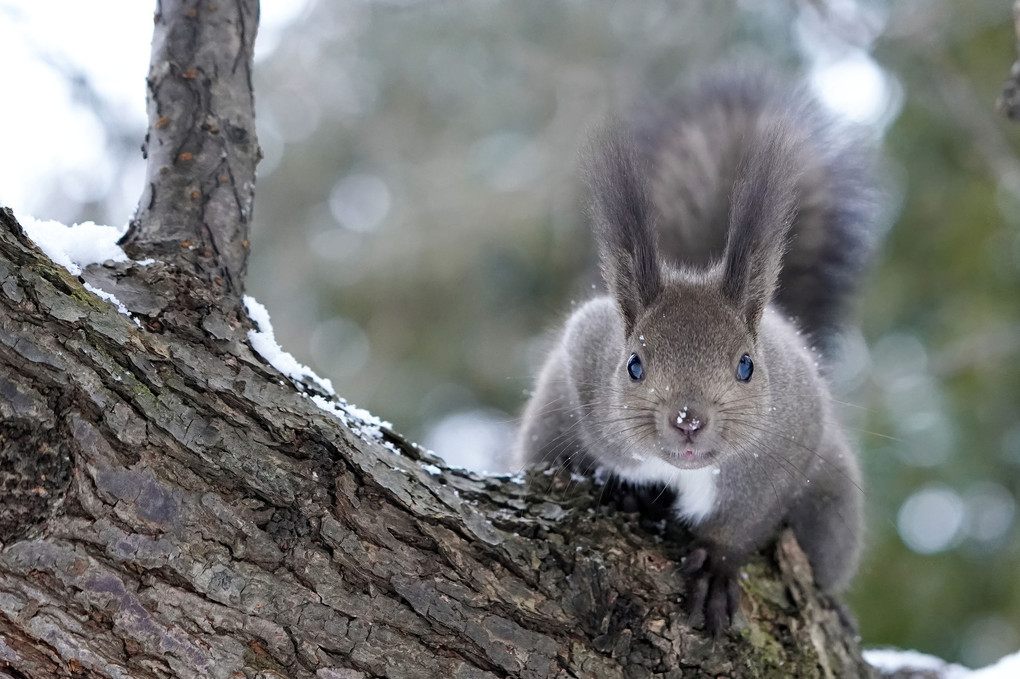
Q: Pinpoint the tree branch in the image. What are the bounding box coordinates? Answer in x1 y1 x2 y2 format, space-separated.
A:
120 0 260 299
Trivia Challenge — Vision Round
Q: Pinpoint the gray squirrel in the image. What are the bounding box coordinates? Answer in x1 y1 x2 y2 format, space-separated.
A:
514 70 879 634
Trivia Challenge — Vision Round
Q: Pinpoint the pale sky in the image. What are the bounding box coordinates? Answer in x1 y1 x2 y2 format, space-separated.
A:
0 0 310 224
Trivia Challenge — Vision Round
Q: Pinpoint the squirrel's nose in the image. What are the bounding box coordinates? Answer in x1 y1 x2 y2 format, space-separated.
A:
672 406 707 439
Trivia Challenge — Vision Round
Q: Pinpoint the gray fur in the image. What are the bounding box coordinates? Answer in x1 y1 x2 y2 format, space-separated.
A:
629 69 880 350
586 126 663 334
515 70 874 633
721 121 799 335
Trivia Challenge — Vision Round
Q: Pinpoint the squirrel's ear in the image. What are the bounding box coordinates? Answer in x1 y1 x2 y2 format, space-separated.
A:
586 125 661 334
722 123 799 336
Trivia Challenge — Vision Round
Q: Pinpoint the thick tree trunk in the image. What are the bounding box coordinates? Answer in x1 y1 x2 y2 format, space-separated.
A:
0 2 876 678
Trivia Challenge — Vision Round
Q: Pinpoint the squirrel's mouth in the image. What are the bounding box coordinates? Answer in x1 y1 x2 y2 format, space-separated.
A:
664 446 716 470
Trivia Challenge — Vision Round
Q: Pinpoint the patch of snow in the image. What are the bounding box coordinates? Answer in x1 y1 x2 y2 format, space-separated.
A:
83 283 140 326
864 649 969 678
244 295 398 447
309 393 392 445
19 215 152 326
421 464 442 476
244 295 335 395
19 216 128 276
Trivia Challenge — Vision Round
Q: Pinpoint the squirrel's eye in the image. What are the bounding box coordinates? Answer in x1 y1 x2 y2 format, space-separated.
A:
736 353 753 382
627 353 644 381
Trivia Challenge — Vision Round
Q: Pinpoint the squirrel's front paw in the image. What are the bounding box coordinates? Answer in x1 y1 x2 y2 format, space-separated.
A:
681 546 742 636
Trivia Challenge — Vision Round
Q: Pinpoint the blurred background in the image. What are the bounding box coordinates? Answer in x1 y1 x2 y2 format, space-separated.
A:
1 0 1018 668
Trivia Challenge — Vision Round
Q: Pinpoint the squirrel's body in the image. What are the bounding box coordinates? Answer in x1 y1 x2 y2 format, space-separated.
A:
515 70 876 633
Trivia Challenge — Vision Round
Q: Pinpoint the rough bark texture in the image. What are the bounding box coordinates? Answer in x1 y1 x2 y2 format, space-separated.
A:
0 208 873 677
121 0 259 298
1 2 882 677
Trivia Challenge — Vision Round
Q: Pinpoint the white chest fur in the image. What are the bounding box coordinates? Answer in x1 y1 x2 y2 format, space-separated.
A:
613 456 719 525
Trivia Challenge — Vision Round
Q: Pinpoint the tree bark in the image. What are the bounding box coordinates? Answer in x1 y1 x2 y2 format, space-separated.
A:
121 0 260 299
1 2 876 678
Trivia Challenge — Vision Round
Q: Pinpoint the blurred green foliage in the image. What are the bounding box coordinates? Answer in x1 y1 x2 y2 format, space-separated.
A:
87 0 1017 667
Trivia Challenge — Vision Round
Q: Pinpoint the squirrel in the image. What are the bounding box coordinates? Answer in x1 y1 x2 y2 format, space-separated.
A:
513 69 880 634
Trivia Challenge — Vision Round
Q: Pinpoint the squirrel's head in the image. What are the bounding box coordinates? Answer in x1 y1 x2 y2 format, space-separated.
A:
587 121 798 470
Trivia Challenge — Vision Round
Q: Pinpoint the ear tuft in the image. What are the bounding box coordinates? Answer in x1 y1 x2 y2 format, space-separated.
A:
721 121 800 335
585 124 661 334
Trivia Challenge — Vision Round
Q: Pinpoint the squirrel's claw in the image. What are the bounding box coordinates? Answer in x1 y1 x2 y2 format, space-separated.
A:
682 546 741 636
